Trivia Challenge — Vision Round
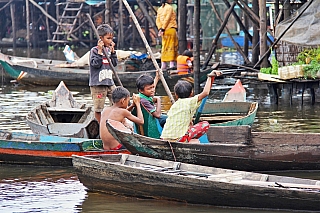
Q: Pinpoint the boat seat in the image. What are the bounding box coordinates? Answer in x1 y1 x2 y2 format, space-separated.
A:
132 104 162 139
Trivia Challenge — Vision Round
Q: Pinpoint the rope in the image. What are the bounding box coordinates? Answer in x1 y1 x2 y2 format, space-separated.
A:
167 141 177 162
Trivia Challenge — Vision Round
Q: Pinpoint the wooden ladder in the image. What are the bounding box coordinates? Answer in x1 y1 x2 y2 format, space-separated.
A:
51 2 84 45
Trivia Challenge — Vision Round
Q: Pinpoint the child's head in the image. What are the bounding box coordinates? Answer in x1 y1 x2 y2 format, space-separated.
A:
136 75 155 97
112 86 130 107
182 50 193 58
97 24 114 47
174 80 193 98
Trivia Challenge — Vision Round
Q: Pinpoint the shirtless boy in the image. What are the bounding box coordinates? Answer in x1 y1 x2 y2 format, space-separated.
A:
100 86 144 150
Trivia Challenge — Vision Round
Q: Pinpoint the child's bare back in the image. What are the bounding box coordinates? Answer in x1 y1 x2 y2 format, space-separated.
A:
99 87 144 150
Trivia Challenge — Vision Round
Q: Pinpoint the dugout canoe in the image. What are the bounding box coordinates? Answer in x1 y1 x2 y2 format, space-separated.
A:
0 130 128 166
26 81 99 139
106 120 320 171
0 52 212 87
72 153 320 212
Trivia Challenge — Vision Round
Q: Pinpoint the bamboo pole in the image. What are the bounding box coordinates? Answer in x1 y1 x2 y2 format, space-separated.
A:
259 0 268 68
121 0 175 104
0 0 13 12
86 13 123 87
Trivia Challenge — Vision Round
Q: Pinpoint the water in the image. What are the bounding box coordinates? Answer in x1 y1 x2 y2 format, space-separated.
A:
1 48 320 212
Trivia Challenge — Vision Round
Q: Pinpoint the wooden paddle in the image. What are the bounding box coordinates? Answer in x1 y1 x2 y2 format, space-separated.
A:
86 13 123 87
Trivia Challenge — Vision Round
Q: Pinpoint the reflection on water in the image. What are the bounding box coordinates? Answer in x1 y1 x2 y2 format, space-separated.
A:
0 165 85 213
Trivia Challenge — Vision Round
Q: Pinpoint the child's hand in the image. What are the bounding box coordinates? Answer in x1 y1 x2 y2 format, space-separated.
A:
153 96 160 103
132 93 140 104
208 70 222 77
109 41 115 53
97 39 104 54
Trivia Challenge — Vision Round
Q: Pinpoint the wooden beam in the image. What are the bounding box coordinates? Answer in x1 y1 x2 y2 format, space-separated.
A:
28 0 58 25
259 0 268 68
10 3 16 49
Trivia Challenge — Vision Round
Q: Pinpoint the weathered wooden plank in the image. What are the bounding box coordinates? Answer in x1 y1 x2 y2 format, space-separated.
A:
207 125 251 144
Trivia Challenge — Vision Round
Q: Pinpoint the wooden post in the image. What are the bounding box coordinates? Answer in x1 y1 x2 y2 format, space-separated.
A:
244 0 249 58
45 3 50 45
105 0 111 24
10 2 16 49
259 0 268 68
121 0 175 104
26 0 31 55
178 0 187 54
193 0 201 94
251 0 259 64
117 0 124 49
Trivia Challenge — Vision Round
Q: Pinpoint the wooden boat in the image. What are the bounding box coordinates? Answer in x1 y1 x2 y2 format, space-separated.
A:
0 52 212 87
106 120 320 171
26 81 99 139
73 153 320 212
0 130 128 166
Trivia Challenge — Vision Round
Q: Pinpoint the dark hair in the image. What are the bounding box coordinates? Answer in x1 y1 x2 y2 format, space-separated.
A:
97 24 114 36
182 50 193 58
136 75 154 91
161 0 167 5
112 86 130 103
174 80 193 98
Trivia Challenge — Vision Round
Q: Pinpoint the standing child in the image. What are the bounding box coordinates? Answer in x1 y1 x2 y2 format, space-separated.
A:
161 70 222 143
136 74 167 127
100 86 144 150
89 24 117 123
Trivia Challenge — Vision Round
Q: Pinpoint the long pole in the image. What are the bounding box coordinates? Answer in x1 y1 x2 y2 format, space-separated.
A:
86 13 123 87
121 0 175 104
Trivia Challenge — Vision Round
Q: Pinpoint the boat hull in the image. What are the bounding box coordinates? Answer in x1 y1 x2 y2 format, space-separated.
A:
0 131 128 166
73 154 320 211
106 120 320 171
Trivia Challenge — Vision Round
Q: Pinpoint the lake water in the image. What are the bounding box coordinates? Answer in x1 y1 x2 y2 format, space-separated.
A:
1 48 320 212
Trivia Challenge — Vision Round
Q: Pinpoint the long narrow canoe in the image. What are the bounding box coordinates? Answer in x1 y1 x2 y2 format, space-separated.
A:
0 52 212 87
0 130 128 166
73 153 320 212
106 120 320 171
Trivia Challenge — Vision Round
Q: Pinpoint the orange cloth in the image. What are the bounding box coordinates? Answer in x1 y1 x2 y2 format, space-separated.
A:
177 55 191 75
156 3 178 62
156 3 178 30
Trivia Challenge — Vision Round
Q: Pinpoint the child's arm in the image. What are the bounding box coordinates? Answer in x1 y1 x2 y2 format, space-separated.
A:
198 70 222 102
89 47 103 68
151 96 162 118
124 94 144 125
108 42 118 67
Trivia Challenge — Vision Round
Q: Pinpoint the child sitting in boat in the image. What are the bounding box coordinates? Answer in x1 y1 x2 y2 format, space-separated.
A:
136 74 167 127
161 70 222 143
170 50 193 75
100 86 144 150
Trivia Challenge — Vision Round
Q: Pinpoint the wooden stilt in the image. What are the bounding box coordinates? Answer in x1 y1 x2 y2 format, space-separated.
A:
26 0 31 55
10 2 16 49
178 0 187 54
193 0 201 94
259 0 268 68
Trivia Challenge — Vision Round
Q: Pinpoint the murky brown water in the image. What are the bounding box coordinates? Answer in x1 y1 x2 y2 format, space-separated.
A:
1 48 320 212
